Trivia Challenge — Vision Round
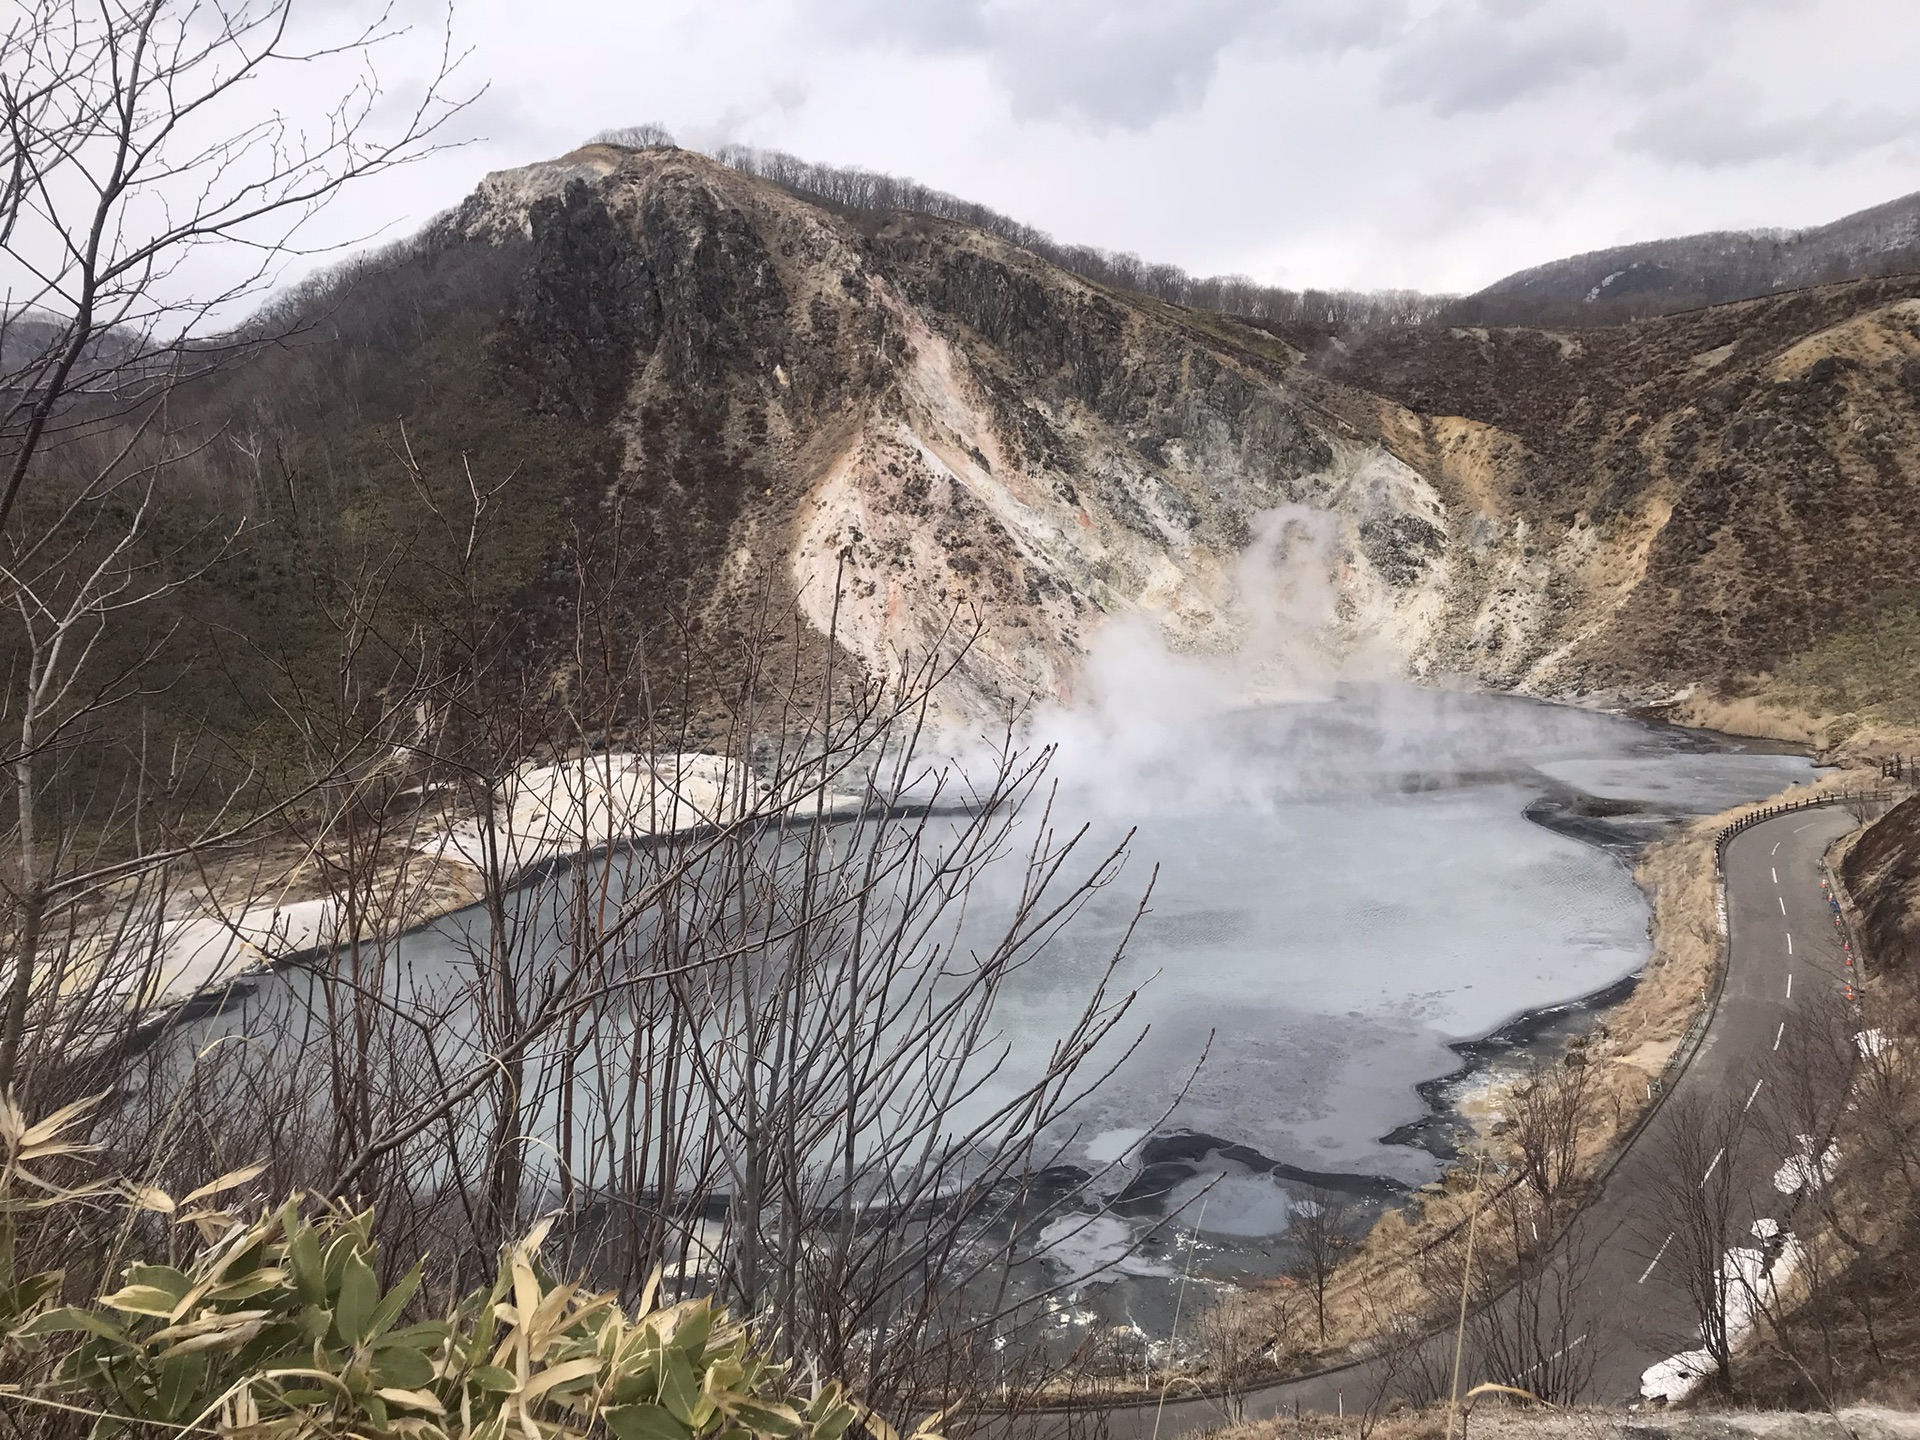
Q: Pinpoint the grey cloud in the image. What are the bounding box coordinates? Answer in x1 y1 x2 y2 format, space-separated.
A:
1619 98 1920 169
1380 7 1629 116
986 2 1267 128
827 0 991 51
822 0 1402 130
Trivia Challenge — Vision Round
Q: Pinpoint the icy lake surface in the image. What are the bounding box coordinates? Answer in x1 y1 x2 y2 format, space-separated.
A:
968 687 1816 1197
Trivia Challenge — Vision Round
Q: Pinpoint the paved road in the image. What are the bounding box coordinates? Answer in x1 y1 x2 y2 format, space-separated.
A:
1056 806 1858 1437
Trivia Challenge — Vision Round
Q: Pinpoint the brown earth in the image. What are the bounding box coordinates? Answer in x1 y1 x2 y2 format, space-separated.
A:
1309 284 1920 743
1843 792 1920 978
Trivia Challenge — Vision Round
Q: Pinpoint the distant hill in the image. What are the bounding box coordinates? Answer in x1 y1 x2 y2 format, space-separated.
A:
1450 190 1920 326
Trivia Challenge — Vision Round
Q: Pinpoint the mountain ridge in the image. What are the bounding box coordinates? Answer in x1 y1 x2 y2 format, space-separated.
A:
107 142 1920 753
1454 188 1920 325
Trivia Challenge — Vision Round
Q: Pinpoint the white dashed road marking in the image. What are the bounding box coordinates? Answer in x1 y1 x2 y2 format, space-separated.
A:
1745 1079 1765 1112
1640 1233 1674 1283
1787 973 1794 999
1787 933 1793 955
1772 867 1779 884
1779 896 1788 915
1703 1147 1726 1185
1775 1022 1786 1051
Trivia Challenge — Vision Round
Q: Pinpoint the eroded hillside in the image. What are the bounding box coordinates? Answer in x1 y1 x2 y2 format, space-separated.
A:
155 145 1920 737
433 143 1478 725
1311 279 1920 741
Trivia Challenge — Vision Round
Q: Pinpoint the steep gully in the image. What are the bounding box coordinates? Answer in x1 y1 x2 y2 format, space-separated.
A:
1009 798 1873 1434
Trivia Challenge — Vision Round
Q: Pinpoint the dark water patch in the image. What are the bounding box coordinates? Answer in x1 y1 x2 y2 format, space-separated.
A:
1109 1131 1405 1219
1380 969 1642 1161
1522 784 1676 856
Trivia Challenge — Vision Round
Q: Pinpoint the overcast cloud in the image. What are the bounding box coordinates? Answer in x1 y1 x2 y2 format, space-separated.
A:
295 0 1920 295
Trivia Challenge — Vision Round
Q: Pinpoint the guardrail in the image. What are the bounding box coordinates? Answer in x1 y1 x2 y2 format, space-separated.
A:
1713 790 1894 863
1640 790 1896 1104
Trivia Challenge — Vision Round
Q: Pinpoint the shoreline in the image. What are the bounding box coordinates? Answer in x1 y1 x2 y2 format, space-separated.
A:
1011 769 1896 1409
152 716 1839 1167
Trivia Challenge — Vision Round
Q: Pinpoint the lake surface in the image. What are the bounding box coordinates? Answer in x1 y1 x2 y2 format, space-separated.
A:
962 686 1816 1282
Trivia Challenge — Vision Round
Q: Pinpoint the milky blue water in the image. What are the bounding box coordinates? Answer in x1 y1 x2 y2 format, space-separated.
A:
973 687 1816 1209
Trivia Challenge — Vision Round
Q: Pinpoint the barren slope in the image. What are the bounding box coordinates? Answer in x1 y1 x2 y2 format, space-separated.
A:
438 145 1462 723
161 146 1920 738
1312 278 1920 734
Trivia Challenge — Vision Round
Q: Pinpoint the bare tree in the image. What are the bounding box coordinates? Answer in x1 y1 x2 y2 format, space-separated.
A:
1291 1186 1354 1343
1461 1207 1605 1404
1507 1055 1595 1229
1352 1286 1450 1440
1635 1086 1764 1393
0 0 470 1096
74 447 1160 1429
1190 1281 1306 1421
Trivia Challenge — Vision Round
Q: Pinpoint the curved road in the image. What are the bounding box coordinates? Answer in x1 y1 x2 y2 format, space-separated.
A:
1059 805 1858 1436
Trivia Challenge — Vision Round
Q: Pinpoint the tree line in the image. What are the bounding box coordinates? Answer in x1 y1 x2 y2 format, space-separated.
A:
590 127 1450 338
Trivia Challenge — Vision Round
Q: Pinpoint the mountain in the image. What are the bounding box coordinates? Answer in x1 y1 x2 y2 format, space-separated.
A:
263 142 1462 729
128 145 1920 749
1308 275 1920 738
1454 190 1920 326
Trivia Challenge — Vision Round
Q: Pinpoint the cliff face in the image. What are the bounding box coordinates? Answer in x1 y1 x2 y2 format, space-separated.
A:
437 145 1460 724
1846 794 1920 985
229 145 1920 734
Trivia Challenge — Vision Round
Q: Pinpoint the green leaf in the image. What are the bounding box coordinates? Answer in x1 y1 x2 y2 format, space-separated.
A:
810 1398 855 1440
374 1343 436 1390
98 1284 183 1318
658 1348 700 1427
321 1231 360 1294
335 1253 377 1342
16 1305 127 1342
366 1259 424 1338
470 1363 519 1393
286 1218 325 1305
712 1393 801 1437
670 1306 714 1359
123 1264 191 1301
604 1403 694 1440
206 1268 287 1304
154 1351 209 1422
376 1320 452 1350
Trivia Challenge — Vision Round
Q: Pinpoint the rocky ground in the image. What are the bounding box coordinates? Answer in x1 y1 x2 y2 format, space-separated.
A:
1310 283 1920 749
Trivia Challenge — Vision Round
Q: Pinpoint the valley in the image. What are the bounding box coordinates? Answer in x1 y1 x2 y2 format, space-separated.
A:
7 108 1920 1436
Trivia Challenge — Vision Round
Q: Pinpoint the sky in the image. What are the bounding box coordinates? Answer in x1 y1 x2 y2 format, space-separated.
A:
239 0 1920 296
